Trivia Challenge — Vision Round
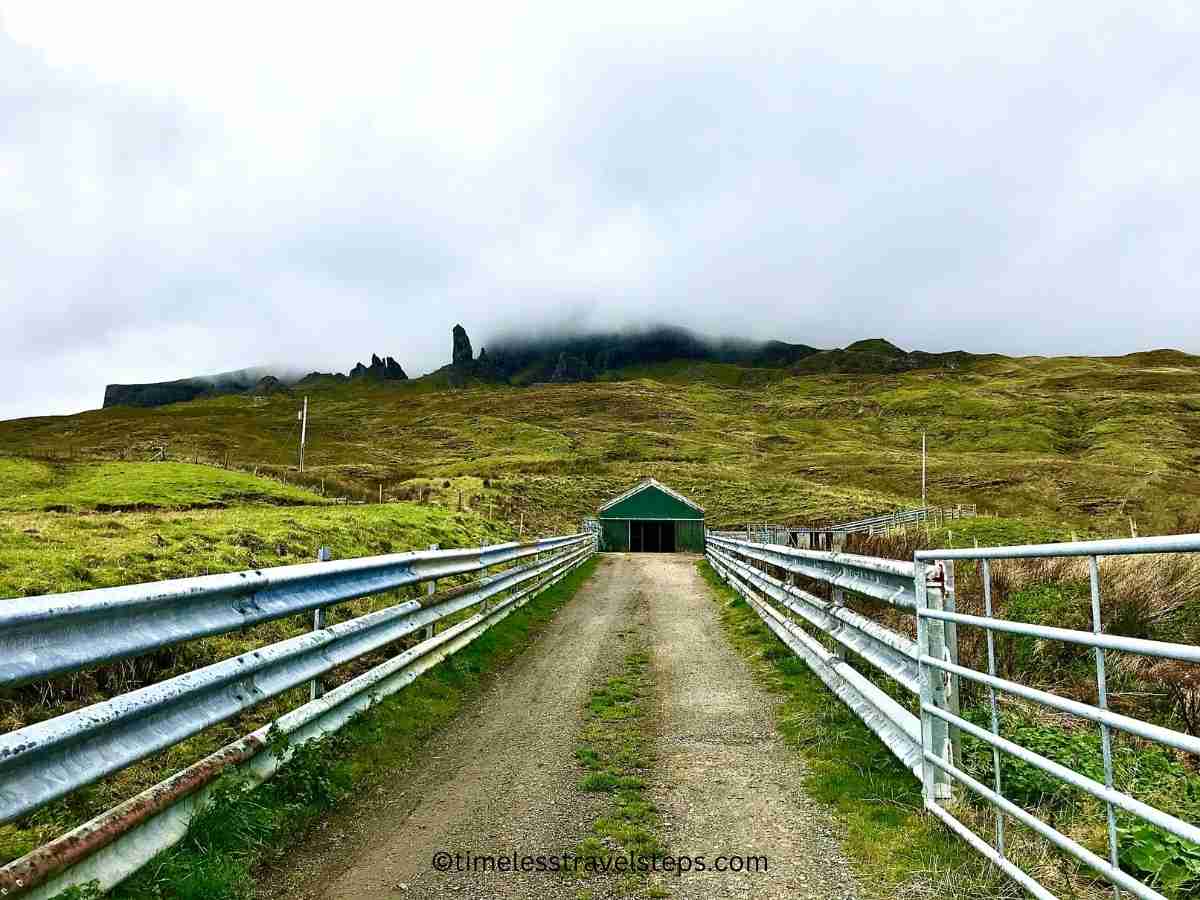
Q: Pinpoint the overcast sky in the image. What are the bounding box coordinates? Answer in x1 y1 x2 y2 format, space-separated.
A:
2 2 1198 420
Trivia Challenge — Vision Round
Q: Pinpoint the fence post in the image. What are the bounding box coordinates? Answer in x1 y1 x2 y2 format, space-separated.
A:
310 546 332 701
915 557 952 801
831 533 847 661
941 558 961 765
424 543 438 641
479 540 489 615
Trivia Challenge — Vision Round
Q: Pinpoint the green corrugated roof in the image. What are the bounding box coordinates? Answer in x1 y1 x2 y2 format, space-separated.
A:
597 478 704 520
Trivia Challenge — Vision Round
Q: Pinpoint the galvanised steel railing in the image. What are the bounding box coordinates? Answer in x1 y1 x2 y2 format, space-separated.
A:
915 536 1200 900
0 533 596 900
705 533 931 778
0 534 587 686
713 503 978 547
706 529 1200 900
824 503 977 536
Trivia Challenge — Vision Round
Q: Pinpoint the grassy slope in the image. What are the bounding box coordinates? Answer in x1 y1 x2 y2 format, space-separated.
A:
0 459 327 512
0 463 513 867
0 459 505 599
3 350 1199 537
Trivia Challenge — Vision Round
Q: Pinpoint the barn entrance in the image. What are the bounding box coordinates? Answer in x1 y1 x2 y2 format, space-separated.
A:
596 478 705 553
630 520 676 553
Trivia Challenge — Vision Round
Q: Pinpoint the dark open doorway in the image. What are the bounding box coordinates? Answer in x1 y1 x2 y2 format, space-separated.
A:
630 520 676 552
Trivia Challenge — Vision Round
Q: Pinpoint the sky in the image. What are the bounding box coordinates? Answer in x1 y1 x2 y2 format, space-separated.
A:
2 1 1198 420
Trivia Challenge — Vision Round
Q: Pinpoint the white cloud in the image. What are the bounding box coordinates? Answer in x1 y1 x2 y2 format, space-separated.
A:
2 1 1199 419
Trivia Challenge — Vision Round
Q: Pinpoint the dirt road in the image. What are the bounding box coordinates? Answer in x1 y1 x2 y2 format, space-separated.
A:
646 554 858 899
261 553 857 899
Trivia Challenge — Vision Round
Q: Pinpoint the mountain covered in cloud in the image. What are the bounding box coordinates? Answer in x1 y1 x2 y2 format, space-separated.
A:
101 324 984 408
468 325 820 383
476 333 981 383
103 353 406 408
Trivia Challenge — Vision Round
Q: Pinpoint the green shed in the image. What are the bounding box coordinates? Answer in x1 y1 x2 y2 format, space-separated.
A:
597 478 705 553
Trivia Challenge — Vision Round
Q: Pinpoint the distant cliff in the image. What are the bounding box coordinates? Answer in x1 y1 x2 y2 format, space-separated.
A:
103 350 408 408
102 325 978 408
102 368 279 408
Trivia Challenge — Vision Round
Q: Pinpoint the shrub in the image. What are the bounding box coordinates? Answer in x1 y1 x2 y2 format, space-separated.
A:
1120 821 1200 896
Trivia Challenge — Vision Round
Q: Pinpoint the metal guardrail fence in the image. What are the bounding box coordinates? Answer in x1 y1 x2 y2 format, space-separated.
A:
705 533 929 778
713 503 978 547
0 533 596 899
706 530 1200 900
823 503 977 536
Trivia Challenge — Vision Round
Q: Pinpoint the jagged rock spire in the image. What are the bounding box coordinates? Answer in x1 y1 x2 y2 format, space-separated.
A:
452 324 474 367
350 354 408 380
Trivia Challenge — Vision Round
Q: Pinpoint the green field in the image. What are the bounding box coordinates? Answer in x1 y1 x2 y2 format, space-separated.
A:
0 459 327 512
3 349 1200 538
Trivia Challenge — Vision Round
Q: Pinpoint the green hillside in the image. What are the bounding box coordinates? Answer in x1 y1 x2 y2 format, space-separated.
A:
0 460 509 863
0 459 329 512
3 349 1200 537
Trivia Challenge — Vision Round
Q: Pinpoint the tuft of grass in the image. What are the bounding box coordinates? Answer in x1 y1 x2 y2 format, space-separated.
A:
102 556 600 900
573 644 666 897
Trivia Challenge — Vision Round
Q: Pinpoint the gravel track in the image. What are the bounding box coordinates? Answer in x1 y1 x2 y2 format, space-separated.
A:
258 553 859 899
257 555 635 900
643 553 860 899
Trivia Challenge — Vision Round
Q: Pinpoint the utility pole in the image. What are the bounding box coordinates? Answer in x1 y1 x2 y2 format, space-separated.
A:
298 397 308 473
922 430 927 507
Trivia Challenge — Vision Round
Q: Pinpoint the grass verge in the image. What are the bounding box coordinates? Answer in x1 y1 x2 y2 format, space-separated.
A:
573 637 668 898
77 555 602 900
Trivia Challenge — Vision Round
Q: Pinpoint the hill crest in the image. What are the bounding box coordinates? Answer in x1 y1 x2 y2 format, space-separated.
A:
99 323 1200 411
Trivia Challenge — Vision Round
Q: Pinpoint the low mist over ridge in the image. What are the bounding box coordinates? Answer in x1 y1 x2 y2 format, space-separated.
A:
93 322 1200 411
96 324 1000 410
